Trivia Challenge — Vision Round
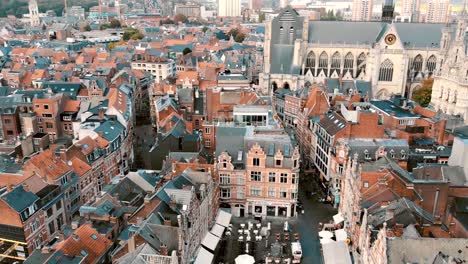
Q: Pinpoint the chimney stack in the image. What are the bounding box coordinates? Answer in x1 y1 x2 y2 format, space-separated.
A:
98 107 104 121
160 244 168 256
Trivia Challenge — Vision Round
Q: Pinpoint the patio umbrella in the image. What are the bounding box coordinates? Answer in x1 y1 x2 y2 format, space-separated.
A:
318 230 333 239
235 254 255 264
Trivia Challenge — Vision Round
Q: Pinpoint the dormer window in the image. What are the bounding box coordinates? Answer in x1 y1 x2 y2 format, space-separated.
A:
364 150 371 160
276 159 282 167
401 150 406 160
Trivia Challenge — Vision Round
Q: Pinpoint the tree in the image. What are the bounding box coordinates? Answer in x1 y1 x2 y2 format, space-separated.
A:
227 28 240 39
412 78 434 107
84 24 92 31
202 26 209 33
109 18 121 28
234 33 246 43
123 28 143 41
100 24 110 30
259 12 266 23
183 47 192 55
174 13 188 23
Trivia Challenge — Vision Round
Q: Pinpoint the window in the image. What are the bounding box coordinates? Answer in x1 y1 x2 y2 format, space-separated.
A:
331 51 341 70
378 59 394 82
195 119 199 126
268 187 275 197
280 173 288 183
47 207 53 218
364 150 371 160
426 55 436 72
250 186 262 196
205 127 211 134
4 119 11 124
412 54 423 72
42 113 53 118
250 171 261 182
48 221 55 235
253 158 260 166
6 130 13 136
401 151 406 160
44 104 49 110
364 181 369 188
205 139 211 148
46 122 53 129
275 159 282 166
291 189 298 199
338 165 344 175
30 221 38 232
306 51 315 69
293 159 298 168
344 52 354 71
319 51 328 68
280 188 287 198
220 174 230 184
221 188 230 198
268 172 276 182
291 173 297 184
56 201 62 211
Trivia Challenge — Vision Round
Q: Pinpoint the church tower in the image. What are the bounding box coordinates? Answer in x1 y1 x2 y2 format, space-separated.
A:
29 0 40 27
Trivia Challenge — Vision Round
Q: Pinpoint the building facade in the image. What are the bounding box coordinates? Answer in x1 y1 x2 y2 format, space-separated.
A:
430 17 468 123
352 0 373 21
426 0 449 23
218 0 241 17
261 7 445 100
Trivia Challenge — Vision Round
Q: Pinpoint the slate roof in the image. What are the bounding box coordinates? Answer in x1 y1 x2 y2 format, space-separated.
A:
394 23 443 48
215 126 247 162
308 21 385 44
43 82 82 99
1 185 39 213
386 238 468 264
370 100 420 118
318 112 347 136
94 120 125 142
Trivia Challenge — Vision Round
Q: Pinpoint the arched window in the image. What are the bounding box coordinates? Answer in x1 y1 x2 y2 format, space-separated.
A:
318 51 328 76
344 52 354 72
306 51 315 69
304 81 312 88
412 54 423 72
319 52 328 68
331 52 341 70
283 82 290 89
378 59 394 82
426 55 436 72
356 52 366 76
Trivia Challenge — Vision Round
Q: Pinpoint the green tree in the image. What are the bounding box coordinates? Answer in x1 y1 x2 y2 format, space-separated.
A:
109 18 121 28
202 26 209 33
259 12 266 23
183 47 192 55
234 33 246 43
84 24 91 31
100 24 110 30
123 28 143 41
412 78 434 107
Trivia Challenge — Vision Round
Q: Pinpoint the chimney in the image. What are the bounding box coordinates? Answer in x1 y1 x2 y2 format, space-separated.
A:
22 183 29 192
144 196 151 204
160 244 168 256
6 184 13 192
164 218 171 226
98 107 104 121
127 235 136 253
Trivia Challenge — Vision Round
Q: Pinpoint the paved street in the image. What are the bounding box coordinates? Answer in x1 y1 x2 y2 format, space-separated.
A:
297 174 337 264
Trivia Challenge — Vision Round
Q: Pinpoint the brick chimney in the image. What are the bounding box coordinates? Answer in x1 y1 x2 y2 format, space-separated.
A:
160 244 168 256
98 107 104 121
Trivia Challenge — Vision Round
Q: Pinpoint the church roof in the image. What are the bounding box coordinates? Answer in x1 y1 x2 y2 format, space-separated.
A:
307 21 444 48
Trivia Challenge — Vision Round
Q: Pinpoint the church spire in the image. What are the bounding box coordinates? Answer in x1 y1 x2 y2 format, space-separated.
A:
28 0 40 27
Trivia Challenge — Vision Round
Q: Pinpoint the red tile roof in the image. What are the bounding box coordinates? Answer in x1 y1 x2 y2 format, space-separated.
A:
55 224 112 264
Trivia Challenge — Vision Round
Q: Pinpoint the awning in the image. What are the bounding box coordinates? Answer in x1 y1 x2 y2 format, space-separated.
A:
201 232 220 251
335 229 347 242
322 241 352 264
333 213 344 224
216 209 232 227
194 247 214 264
211 223 225 238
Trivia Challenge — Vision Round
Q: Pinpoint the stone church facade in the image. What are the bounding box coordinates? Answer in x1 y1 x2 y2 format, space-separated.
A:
430 17 468 122
260 7 448 100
